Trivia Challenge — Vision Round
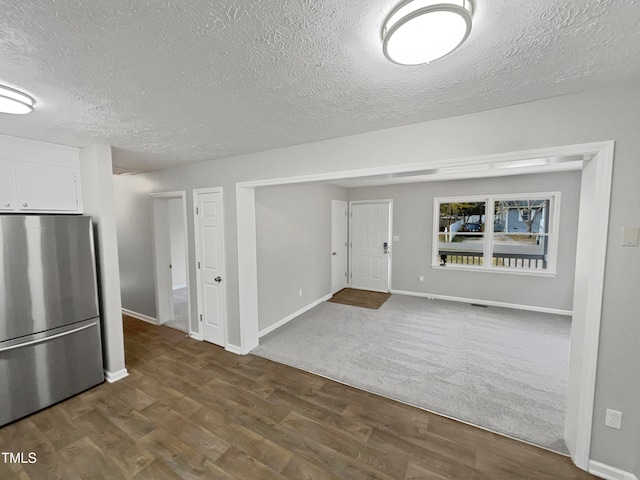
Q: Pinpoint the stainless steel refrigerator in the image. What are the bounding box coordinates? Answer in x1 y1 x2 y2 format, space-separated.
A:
0 215 104 426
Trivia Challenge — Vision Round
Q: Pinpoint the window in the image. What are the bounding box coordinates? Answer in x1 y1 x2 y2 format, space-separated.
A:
434 193 560 274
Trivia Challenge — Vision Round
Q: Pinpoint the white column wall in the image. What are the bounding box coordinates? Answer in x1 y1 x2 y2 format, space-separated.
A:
80 144 127 382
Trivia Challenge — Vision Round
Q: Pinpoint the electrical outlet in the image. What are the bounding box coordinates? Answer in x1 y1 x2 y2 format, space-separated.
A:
419 275 424 282
298 289 303 297
605 409 622 429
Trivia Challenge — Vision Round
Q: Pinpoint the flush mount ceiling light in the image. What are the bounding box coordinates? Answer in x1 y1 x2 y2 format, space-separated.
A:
382 0 474 66
0 85 35 114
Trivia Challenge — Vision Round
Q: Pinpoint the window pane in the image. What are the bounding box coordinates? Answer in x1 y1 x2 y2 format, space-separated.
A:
438 202 485 266
493 199 549 234
493 199 550 269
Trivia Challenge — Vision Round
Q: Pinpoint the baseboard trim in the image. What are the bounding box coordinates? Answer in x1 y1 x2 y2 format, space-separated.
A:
225 344 244 355
122 308 158 325
259 293 332 338
589 461 638 480
172 283 187 290
389 290 572 316
104 368 129 383
189 331 203 341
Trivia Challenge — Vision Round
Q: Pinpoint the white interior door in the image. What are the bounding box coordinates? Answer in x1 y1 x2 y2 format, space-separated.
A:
350 201 391 292
194 188 227 347
331 200 348 294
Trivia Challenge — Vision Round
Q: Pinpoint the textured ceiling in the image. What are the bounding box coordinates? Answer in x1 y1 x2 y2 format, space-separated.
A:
0 0 638 172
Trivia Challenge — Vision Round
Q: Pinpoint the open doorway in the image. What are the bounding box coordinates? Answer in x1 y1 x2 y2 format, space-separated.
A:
151 191 191 334
237 141 614 471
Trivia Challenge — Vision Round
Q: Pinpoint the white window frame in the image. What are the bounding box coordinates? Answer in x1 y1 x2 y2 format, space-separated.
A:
432 192 561 276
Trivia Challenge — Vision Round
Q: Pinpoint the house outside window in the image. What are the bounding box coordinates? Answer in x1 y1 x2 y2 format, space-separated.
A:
434 193 561 275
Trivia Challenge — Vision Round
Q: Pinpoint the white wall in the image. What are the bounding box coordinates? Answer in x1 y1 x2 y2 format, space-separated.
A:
114 82 640 476
255 182 347 331
113 174 157 317
168 197 187 288
347 170 581 312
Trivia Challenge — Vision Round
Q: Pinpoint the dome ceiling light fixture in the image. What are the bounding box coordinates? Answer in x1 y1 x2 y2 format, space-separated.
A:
0 84 35 114
382 0 474 66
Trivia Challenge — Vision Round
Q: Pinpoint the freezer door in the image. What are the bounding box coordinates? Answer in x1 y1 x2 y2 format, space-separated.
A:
0 215 99 342
0 318 104 426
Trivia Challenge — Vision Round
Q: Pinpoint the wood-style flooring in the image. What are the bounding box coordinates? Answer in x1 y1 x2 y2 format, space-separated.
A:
0 316 599 480
328 288 391 310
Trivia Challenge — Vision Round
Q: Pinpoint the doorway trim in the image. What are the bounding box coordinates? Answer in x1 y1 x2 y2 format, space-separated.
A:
192 187 228 347
149 191 193 336
348 199 393 293
236 140 614 472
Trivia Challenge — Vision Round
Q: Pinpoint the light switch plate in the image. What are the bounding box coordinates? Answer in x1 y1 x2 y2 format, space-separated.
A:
622 226 639 246
393 235 400 242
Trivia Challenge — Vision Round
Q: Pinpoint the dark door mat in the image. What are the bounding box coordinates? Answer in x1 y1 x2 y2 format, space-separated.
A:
328 288 391 309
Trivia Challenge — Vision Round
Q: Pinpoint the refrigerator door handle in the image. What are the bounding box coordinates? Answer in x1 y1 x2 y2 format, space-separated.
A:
0 321 98 353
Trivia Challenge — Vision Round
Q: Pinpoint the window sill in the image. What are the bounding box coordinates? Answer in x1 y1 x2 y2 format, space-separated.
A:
430 264 558 277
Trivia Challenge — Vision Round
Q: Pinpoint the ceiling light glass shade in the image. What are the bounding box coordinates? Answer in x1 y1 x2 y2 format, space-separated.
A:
382 0 474 65
0 85 35 114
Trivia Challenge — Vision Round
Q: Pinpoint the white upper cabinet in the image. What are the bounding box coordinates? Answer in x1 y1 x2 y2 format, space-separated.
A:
13 162 79 212
0 160 15 211
0 134 82 214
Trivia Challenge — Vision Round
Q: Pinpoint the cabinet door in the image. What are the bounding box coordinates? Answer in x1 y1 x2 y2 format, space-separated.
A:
14 162 79 212
0 160 15 210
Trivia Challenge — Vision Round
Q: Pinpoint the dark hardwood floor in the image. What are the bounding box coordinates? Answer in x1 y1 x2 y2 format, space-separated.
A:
0 316 599 479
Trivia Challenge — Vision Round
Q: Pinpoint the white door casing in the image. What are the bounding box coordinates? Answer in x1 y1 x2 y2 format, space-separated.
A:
349 200 392 292
331 200 348 294
194 188 227 347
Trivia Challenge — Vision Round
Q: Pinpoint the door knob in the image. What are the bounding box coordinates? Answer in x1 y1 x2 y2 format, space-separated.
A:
332 252 337 256
214 276 222 283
